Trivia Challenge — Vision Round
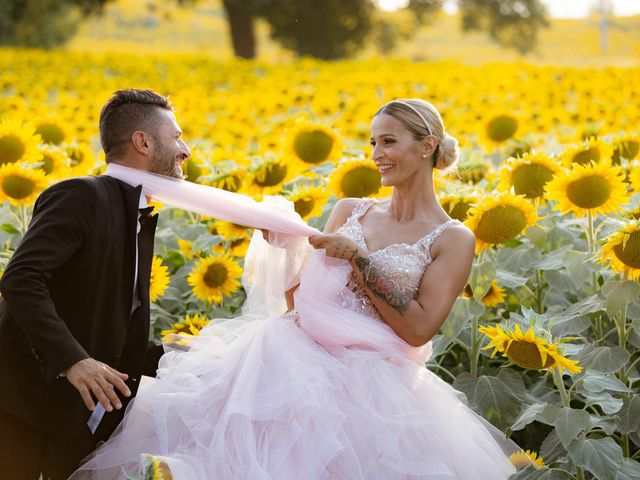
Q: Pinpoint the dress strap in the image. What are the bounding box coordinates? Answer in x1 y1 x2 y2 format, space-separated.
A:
346 198 376 223
417 219 461 251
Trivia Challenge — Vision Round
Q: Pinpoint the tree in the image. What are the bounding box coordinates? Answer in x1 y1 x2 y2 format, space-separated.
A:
255 0 374 60
0 0 107 48
457 0 549 54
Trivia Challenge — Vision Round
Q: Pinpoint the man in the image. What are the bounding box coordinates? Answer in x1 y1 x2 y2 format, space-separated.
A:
0 88 190 479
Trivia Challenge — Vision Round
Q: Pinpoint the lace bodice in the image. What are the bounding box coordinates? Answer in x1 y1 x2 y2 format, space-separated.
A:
335 198 461 320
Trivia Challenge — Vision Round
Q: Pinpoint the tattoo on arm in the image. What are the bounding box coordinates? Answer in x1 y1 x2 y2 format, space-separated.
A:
354 256 411 314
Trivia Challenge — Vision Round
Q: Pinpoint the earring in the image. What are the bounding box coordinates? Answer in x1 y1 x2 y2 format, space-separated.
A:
422 154 426 159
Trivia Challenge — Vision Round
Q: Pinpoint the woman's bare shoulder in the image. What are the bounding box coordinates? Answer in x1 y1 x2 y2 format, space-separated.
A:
323 198 362 233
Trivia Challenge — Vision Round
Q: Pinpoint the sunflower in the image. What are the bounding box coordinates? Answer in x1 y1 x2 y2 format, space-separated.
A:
35 145 70 178
561 137 614 167
439 193 479 221
34 117 72 146
178 239 199 260
161 313 211 338
509 450 544 470
149 257 170 302
479 324 582 374
0 164 48 206
214 236 250 258
599 220 640 280
286 184 329 219
464 280 505 308
209 166 248 193
147 200 164 216
283 120 342 165
181 156 210 184
216 221 250 240
545 161 628 218
453 157 494 185
0 119 42 166
187 254 243 304
464 193 538 253
612 134 640 164
65 143 95 175
498 151 561 200
485 114 518 143
140 453 172 480
246 157 292 199
329 157 388 199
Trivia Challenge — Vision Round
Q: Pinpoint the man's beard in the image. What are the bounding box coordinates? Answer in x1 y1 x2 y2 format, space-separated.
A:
150 145 182 179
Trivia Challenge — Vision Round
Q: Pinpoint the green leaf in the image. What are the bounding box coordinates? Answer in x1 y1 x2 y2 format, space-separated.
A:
616 394 640 435
564 250 593 290
566 437 624 480
453 369 525 431
509 467 574 480
0 223 19 234
575 345 630 374
496 269 529 289
584 391 624 415
580 370 629 394
588 414 618 436
442 297 484 339
603 280 640 318
530 245 572 270
546 407 591 447
469 259 495 300
511 403 546 431
616 458 640 480
540 429 567 465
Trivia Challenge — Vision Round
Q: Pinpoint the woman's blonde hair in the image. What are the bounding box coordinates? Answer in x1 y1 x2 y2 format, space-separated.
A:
375 99 459 171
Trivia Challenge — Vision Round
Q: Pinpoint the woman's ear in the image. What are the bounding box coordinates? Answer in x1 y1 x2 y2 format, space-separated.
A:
422 135 438 158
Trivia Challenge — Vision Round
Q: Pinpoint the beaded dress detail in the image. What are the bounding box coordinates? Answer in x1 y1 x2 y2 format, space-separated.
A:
336 198 461 321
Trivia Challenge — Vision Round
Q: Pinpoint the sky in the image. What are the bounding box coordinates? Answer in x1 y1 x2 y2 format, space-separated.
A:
376 0 640 18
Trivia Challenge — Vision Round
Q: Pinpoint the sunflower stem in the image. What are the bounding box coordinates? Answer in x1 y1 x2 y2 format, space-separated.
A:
576 467 585 480
622 434 630 458
535 269 544 313
551 368 571 408
19 204 29 235
585 211 599 292
470 313 480 377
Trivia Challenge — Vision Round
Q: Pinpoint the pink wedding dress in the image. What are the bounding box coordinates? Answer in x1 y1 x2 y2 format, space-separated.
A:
70 198 518 480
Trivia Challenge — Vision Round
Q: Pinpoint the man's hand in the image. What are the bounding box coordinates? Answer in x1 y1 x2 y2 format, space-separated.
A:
64 358 131 413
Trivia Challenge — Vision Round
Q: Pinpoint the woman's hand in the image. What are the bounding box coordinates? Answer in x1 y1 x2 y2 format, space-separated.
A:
308 233 362 262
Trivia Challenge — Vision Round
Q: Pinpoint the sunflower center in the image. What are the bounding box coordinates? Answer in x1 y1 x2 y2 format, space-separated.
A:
613 231 640 269
474 205 527 244
184 160 202 182
572 147 600 165
506 340 554 369
2 175 36 199
445 201 472 221
0 135 26 165
68 149 83 167
613 140 639 164
255 164 287 187
566 175 611 208
224 174 242 192
203 263 228 289
340 166 381 198
294 197 315 218
512 164 554 199
293 130 334 164
486 115 518 142
40 154 54 175
36 123 65 145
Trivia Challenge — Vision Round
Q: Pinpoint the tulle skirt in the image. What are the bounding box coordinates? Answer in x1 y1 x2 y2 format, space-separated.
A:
70 253 518 480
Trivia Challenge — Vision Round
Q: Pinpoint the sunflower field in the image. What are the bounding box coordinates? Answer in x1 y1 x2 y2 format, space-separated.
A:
1 47 640 478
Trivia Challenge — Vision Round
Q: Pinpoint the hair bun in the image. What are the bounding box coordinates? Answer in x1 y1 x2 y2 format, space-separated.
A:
435 134 459 170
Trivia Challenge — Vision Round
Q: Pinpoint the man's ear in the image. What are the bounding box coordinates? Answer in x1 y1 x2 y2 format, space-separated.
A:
131 131 151 155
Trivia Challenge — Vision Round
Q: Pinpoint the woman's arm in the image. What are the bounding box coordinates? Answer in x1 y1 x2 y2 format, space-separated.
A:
285 198 360 311
349 225 476 346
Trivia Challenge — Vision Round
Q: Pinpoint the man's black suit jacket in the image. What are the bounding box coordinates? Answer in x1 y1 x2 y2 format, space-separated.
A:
0 175 163 450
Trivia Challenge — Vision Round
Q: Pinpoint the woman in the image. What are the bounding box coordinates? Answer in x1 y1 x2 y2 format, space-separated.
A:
71 99 519 479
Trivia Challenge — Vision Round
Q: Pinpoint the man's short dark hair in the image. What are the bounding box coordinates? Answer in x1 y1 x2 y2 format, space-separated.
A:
99 89 174 162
